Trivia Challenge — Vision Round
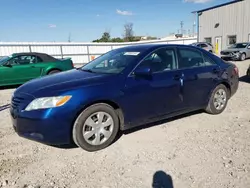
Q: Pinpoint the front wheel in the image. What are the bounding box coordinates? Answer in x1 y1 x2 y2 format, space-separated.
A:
240 53 246 61
205 84 229 115
72 103 119 152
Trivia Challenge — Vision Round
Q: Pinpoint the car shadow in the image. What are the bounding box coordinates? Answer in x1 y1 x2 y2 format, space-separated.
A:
152 171 174 188
0 84 20 90
239 75 250 83
123 110 203 135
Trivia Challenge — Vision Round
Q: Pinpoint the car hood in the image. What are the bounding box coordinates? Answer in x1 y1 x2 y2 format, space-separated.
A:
15 69 117 97
222 48 245 52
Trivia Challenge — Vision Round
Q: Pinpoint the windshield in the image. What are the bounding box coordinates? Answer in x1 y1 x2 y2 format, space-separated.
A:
0 56 10 65
229 43 248 49
81 48 143 74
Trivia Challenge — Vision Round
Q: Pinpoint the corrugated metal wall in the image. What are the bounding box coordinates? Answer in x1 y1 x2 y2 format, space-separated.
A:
199 0 250 50
0 38 197 64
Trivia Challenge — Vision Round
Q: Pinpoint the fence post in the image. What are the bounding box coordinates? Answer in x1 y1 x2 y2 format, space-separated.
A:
60 45 63 59
87 45 90 63
29 45 32 52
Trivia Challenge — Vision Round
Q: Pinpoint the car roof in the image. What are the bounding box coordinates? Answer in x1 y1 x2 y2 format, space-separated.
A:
117 43 200 51
12 52 58 62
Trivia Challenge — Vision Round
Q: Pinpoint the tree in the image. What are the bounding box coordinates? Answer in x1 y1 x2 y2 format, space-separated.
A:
124 22 134 42
100 32 111 42
92 31 111 42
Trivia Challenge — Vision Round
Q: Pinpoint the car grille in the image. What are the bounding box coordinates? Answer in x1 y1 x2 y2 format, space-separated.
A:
11 96 25 109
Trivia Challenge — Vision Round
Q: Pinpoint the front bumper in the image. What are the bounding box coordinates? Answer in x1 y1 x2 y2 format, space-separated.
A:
10 107 73 145
220 52 241 60
10 93 77 145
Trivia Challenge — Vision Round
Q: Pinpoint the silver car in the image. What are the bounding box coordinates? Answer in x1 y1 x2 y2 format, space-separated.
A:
220 42 250 61
190 42 214 53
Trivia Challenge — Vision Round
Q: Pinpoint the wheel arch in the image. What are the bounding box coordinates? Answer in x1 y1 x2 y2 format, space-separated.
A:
220 81 231 98
71 99 125 135
46 68 62 74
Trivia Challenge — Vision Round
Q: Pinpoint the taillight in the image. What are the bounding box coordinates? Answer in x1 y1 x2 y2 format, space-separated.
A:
233 66 239 76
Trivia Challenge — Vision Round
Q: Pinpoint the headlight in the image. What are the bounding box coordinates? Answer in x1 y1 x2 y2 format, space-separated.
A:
25 96 72 111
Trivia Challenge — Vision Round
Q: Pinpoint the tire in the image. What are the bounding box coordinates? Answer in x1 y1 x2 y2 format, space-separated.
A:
247 69 250 76
205 84 229 115
240 53 246 61
72 103 119 152
48 70 61 75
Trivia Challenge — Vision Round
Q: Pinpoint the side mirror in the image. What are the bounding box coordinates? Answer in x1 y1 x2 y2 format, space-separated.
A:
247 46 250 49
134 66 152 76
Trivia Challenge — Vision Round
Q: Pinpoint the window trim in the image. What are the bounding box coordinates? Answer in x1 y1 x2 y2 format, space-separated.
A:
227 35 237 46
128 46 178 77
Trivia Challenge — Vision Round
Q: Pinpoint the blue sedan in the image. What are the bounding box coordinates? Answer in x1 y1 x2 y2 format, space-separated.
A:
10 44 239 151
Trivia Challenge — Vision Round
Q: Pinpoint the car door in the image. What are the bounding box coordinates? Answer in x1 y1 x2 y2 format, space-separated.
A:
176 47 220 109
1 55 42 85
121 47 184 126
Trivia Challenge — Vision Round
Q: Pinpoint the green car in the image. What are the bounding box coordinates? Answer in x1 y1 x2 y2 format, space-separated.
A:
0 52 74 86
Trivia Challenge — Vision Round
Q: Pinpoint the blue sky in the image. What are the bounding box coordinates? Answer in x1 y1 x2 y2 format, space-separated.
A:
1 0 231 42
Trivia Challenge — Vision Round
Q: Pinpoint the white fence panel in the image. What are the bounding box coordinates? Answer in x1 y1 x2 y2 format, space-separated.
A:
69 55 89 64
0 46 30 56
88 45 112 54
31 46 61 55
0 38 197 64
62 45 88 55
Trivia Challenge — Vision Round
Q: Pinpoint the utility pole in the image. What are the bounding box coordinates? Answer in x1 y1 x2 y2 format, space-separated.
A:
180 21 184 35
68 32 71 42
192 13 196 37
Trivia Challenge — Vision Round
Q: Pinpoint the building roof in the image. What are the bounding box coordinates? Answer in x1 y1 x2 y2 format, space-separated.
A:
192 0 244 13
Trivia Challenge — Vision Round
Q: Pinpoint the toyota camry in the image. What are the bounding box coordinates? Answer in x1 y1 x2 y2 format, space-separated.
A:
10 44 239 151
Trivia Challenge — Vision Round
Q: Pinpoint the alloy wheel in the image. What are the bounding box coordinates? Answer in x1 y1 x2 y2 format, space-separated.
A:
213 89 227 110
82 112 114 146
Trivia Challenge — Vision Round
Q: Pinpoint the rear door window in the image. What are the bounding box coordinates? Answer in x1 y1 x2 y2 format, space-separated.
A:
177 48 204 69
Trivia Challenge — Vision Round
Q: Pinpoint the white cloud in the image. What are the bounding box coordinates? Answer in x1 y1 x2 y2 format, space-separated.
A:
96 14 100 17
116 9 134 16
183 0 213 3
49 24 57 28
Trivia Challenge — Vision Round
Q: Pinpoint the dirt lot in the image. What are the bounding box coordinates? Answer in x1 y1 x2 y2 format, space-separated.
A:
0 60 250 188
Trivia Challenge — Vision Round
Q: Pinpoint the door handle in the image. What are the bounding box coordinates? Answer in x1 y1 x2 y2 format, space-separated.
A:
173 73 184 80
173 74 181 80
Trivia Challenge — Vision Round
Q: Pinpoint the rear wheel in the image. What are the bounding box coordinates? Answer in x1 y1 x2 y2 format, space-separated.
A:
205 84 229 115
48 70 61 75
72 103 119 152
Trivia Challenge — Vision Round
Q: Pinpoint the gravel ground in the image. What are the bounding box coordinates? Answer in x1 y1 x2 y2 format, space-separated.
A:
0 60 250 188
